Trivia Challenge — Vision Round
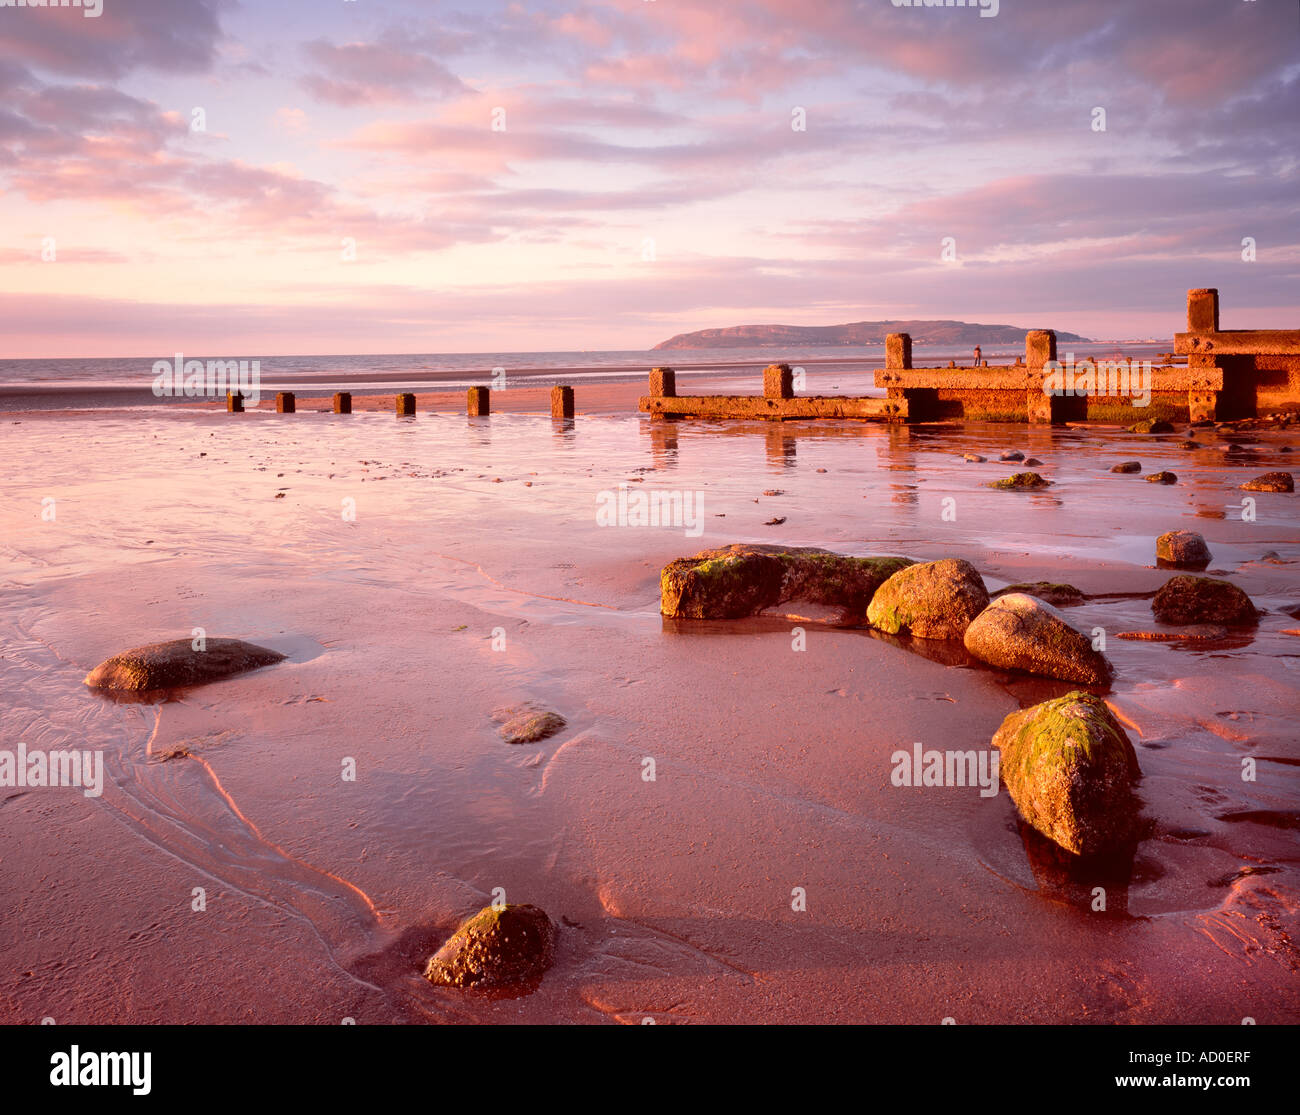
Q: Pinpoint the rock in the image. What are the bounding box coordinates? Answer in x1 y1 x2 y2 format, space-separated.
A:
1240 472 1293 493
866 558 990 640
1022 457 1043 467
991 581 1085 608
1115 625 1228 642
423 904 557 988
999 450 1025 462
1152 576 1257 625
660 544 912 621
1281 446 1292 454
1128 419 1175 434
992 691 1140 856
1110 461 1141 473
1155 530 1211 569
963 593 1112 685
84 637 285 692
962 453 986 463
988 472 1051 490
1179 440 1201 450
494 703 566 744
1146 471 1177 484
1224 443 1254 457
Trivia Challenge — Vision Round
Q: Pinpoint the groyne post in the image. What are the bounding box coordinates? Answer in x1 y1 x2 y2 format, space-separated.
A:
226 392 243 413
333 392 352 414
276 392 295 414
468 386 491 416
649 367 676 397
763 363 793 399
551 385 575 419
396 393 416 415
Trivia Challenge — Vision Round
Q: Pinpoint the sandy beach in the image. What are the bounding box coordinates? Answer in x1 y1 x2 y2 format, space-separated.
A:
2 399 1296 1024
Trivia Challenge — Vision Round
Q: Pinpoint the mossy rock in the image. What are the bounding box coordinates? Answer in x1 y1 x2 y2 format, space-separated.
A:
1155 530 1211 569
84 637 285 692
1152 576 1256 626
424 903 557 988
866 558 990 640
493 703 566 744
963 593 1112 685
989 472 1051 490
1128 419 1175 434
992 581 1085 608
992 691 1140 856
1110 461 1141 474
660 544 913 621
1146 470 1177 484
1240 472 1293 493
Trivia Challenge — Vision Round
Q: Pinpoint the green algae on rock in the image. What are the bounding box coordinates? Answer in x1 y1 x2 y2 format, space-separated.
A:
423 903 557 988
992 691 1141 856
84 637 286 692
1155 530 1211 569
991 582 1085 608
866 558 989 640
988 472 1051 490
963 593 1112 685
1151 576 1257 625
660 544 913 621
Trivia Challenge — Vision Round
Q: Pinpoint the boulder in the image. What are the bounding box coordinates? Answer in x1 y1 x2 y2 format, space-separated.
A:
1110 461 1141 473
84 637 285 692
992 691 1140 856
963 593 1112 685
962 453 986 463
424 904 557 988
1155 530 1211 568
660 544 912 621
1151 576 1256 626
989 472 1051 490
494 703 566 744
999 450 1025 462
992 581 1085 608
1023 457 1044 467
1146 471 1177 484
866 558 990 640
1240 472 1294 493
1128 419 1175 434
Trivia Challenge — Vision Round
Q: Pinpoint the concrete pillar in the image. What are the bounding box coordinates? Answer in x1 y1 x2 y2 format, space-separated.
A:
1187 288 1219 333
1025 330 1057 368
396 392 415 416
276 392 295 413
333 392 352 414
885 333 912 370
551 385 574 419
649 367 676 397
467 386 490 416
763 363 793 399
226 392 243 413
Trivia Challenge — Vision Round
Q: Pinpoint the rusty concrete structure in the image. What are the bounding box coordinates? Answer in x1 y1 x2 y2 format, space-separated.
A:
639 290 1300 425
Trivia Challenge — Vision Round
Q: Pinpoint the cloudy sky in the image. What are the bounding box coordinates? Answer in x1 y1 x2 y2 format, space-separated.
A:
1 0 1296 357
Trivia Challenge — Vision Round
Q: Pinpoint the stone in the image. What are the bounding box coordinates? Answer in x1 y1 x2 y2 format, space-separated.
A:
1179 440 1201 449
494 703 566 744
962 453 986 463
963 593 1112 685
85 637 285 692
763 363 793 399
661 544 912 621
866 558 990 640
992 692 1140 856
1152 576 1256 625
1146 471 1177 484
1116 626 1227 642
1128 419 1175 434
1155 530 1211 568
989 472 1051 490
991 582 1085 608
648 367 676 397
1023 457 1043 467
423 904 557 988
1110 461 1141 473
1000 450 1025 462
1241 472 1293 493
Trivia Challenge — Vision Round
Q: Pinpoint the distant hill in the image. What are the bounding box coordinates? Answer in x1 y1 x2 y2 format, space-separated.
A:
652 319 1090 350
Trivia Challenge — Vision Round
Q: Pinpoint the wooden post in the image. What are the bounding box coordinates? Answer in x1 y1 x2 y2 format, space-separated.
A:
649 367 676 397
551 385 574 419
226 392 244 413
763 363 793 399
396 392 415 415
276 392 295 413
333 392 352 414
1187 288 1219 333
468 386 490 416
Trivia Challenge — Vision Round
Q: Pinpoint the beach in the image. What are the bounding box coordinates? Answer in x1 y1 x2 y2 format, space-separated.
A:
2 398 1296 1023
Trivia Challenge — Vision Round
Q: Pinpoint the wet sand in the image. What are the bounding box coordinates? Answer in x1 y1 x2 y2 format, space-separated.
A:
0 402 1296 1023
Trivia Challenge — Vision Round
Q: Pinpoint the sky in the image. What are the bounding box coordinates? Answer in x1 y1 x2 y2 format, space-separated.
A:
0 0 1296 357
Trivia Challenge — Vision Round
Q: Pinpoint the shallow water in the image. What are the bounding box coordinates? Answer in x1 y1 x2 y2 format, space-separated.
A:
0 407 1296 1023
